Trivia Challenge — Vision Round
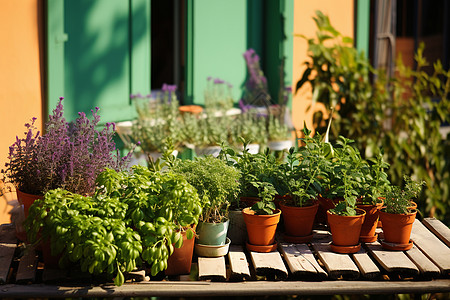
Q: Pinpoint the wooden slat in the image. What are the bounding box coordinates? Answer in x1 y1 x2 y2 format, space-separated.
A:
249 251 288 280
405 245 440 277
311 242 359 280
410 219 450 274
352 247 380 279
422 217 450 247
279 243 327 280
15 247 38 283
197 257 226 281
227 245 250 281
365 241 419 277
0 225 17 283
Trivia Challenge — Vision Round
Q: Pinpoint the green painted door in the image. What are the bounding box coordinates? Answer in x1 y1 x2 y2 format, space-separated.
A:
47 0 150 123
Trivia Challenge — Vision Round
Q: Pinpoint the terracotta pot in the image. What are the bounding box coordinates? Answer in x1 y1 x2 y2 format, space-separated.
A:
378 200 416 229
379 210 417 245
178 105 203 115
42 240 62 269
316 196 341 224
327 209 366 247
16 190 44 219
165 227 196 276
357 199 384 242
242 207 281 246
280 201 318 238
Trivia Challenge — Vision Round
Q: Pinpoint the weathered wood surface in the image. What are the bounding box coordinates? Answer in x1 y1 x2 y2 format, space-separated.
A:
1 280 450 298
279 243 327 280
227 245 250 281
249 251 288 280
0 218 449 296
311 242 360 280
198 257 226 281
422 217 450 247
0 225 16 283
15 247 38 283
410 219 450 274
351 247 380 279
405 245 440 277
365 241 419 277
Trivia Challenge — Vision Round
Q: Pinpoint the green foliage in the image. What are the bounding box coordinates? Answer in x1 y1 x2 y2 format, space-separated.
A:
25 166 202 286
250 181 277 215
172 155 241 222
297 10 450 223
383 176 425 214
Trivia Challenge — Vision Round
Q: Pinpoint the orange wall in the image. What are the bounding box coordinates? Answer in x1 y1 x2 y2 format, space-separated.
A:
291 0 354 134
0 0 43 224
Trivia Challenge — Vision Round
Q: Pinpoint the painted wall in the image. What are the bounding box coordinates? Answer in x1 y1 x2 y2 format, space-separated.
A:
0 0 44 224
291 0 354 134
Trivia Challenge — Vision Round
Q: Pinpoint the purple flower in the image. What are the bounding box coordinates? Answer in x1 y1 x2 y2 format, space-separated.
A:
214 78 225 84
59 96 64 100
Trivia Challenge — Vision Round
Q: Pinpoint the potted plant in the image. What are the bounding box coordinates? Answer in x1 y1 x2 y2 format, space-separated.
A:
356 152 390 242
131 84 183 162
266 114 293 152
323 136 367 253
278 145 321 243
242 181 281 252
25 159 203 286
379 176 424 250
230 112 265 154
172 155 240 256
1 98 131 219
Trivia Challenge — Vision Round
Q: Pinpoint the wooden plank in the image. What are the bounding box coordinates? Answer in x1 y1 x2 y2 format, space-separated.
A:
405 245 440 278
249 251 288 280
410 219 450 274
227 245 250 281
279 243 327 280
365 241 419 277
352 247 380 279
311 242 359 280
197 257 226 281
422 217 450 247
15 247 38 283
0 225 17 283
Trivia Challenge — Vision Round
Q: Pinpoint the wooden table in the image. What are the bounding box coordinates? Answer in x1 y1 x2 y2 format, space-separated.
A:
0 218 449 298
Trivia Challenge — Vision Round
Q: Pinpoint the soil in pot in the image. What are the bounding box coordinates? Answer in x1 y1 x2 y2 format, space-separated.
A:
327 209 366 254
242 207 281 246
196 219 229 246
379 210 416 249
280 201 318 243
357 199 384 243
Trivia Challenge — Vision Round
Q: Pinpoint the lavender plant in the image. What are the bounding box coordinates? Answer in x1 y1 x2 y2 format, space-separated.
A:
2 97 131 196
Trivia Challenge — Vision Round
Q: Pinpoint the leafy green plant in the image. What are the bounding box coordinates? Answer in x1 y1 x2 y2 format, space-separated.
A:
250 181 277 215
267 114 292 142
172 155 240 223
296 10 450 224
25 163 202 286
383 176 425 214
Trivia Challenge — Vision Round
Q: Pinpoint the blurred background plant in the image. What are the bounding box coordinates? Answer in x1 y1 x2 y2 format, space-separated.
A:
296 10 450 224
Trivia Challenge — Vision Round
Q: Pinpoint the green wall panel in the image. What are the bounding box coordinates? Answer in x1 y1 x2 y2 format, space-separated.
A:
190 0 248 105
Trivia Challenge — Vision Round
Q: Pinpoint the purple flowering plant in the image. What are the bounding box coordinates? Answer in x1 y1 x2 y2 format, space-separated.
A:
2 97 132 196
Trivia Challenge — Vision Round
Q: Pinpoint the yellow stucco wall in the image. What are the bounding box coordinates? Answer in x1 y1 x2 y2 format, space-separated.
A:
0 0 43 224
291 0 354 134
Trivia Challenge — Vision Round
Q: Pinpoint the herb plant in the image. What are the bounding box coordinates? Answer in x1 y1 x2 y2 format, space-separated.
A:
250 181 277 215
2 98 131 196
172 155 240 223
383 176 425 214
